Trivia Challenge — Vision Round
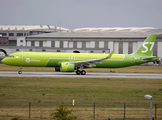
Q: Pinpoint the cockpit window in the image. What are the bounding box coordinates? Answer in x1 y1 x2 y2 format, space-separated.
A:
7 56 14 58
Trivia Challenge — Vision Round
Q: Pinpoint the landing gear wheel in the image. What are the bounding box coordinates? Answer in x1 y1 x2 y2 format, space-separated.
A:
76 70 81 75
18 67 22 74
81 70 86 75
18 71 22 74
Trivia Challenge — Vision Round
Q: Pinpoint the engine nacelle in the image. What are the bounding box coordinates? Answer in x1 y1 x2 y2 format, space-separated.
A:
60 63 74 72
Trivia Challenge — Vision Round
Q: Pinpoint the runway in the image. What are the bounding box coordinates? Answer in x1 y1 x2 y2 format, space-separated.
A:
0 71 162 79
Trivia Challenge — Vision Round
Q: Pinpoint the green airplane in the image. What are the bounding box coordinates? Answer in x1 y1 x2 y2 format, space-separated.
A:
2 34 158 75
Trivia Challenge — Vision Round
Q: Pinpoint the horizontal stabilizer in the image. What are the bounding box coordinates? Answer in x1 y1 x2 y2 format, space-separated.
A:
142 57 158 61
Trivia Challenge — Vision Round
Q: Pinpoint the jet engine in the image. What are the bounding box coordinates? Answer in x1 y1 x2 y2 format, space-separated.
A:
60 63 74 72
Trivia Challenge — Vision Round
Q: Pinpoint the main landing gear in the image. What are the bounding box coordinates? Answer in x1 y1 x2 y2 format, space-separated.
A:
76 66 86 75
18 67 22 74
76 70 86 75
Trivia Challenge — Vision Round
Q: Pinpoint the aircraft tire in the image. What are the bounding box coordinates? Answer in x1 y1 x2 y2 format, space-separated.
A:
18 71 22 74
81 70 86 75
76 70 81 75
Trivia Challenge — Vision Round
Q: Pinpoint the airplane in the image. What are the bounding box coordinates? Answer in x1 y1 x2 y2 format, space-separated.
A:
1 34 158 75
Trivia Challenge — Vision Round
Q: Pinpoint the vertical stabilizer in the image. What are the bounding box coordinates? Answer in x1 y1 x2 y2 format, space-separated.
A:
132 34 157 56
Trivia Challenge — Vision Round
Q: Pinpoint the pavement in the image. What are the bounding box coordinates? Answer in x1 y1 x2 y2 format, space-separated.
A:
0 71 162 79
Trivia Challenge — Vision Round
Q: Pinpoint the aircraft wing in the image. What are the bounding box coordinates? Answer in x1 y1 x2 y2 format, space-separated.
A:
70 49 115 68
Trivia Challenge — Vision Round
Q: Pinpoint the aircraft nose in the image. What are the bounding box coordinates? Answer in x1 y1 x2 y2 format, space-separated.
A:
1 58 7 64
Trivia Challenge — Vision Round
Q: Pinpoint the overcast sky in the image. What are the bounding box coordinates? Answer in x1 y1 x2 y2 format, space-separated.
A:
0 0 162 29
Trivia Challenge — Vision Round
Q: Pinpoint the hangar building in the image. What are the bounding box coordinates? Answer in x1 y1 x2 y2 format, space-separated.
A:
25 27 162 58
0 25 69 46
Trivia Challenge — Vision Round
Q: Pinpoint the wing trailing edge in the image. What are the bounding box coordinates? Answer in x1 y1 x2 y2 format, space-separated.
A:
70 49 115 67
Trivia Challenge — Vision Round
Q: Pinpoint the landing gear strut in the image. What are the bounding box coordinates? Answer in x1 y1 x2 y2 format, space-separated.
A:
18 67 22 74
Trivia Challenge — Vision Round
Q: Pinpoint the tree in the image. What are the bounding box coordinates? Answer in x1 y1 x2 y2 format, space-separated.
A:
50 103 77 120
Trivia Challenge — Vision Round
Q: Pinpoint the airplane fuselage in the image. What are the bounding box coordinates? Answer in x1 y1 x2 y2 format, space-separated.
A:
3 52 157 68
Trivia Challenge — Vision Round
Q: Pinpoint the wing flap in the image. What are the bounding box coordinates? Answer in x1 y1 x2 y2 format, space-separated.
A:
70 49 115 67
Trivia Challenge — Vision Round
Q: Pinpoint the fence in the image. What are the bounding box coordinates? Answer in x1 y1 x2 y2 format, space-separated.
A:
0 102 162 120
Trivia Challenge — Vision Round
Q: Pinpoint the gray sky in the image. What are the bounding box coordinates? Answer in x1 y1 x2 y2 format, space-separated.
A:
0 0 162 29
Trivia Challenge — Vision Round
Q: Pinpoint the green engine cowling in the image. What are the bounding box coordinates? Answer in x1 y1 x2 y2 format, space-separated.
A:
60 63 74 72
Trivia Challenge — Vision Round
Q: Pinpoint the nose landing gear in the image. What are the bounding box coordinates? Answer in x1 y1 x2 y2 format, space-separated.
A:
18 67 22 74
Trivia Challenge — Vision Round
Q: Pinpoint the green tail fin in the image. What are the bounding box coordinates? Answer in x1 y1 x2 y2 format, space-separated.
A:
133 34 157 56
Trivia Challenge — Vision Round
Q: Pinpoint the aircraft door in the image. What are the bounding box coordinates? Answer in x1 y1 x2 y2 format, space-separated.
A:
19 53 23 61
131 56 135 63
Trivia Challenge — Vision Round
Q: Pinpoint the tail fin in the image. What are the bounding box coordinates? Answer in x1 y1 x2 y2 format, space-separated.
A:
133 34 157 56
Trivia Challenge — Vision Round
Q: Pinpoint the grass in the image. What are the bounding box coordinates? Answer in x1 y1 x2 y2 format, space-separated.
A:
0 77 162 120
1 64 162 73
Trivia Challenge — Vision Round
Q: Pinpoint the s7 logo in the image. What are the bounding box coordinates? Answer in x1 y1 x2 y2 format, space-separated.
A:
142 42 154 53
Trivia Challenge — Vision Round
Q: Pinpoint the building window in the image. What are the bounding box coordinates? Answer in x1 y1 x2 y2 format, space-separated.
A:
31 41 35 46
4 38 8 40
86 42 90 48
99 41 104 48
39 41 43 47
20 40 23 43
0 33 7 36
42 49 46 52
17 33 23 36
0 38 3 40
16 49 19 51
0 43 3 45
29 49 33 51
90 51 93 53
24 33 26 36
9 33 14 36
57 50 60 52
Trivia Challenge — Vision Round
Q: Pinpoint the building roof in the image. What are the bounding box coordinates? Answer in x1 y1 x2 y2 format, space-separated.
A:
0 25 69 31
27 27 162 38
73 27 157 32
